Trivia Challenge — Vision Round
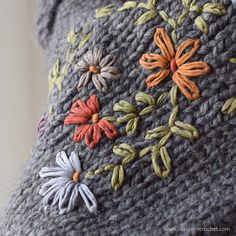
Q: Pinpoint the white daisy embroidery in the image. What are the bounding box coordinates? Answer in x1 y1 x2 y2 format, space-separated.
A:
39 151 97 215
75 48 121 92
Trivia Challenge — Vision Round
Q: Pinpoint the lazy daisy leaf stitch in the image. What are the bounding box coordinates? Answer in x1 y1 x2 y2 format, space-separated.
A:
39 151 97 215
140 28 212 100
64 95 119 148
75 48 121 92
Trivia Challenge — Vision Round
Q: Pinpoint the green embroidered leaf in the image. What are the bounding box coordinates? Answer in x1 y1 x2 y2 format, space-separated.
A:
79 32 92 49
84 171 96 179
67 28 77 45
148 0 158 7
137 3 152 10
221 97 236 115
114 100 137 113
168 105 179 127
135 92 156 105
48 59 62 97
152 146 171 178
159 11 177 29
102 116 117 122
177 9 189 25
190 5 203 13
111 165 125 191
139 105 157 116
117 1 137 12
158 132 172 147
104 164 117 171
145 126 170 140
126 117 139 135
140 146 153 157
117 113 137 123
203 3 226 16
194 16 208 33
170 85 178 107
229 58 236 64
171 120 199 139
156 92 168 106
135 10 157 26
182 0 196 8
113 143 137 165
95 4 114 18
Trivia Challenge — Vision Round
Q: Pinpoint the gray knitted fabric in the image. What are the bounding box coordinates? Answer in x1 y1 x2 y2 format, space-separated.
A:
1 0 236 235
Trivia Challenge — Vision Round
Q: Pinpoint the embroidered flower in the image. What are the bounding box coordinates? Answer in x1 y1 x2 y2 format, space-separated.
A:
64 95 119 148
75 48 121 92
39 151 97 215
140 28 212 100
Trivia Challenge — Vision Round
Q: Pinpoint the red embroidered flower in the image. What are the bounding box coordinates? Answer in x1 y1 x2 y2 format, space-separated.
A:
64 95 119 148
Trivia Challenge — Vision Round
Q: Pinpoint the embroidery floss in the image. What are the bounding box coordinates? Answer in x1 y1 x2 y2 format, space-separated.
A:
140 28 212 100
75 48 120 92
64 95 119 148
39 151 97 214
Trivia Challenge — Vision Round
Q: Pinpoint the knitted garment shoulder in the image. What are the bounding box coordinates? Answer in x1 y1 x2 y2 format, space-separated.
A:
1 0 236 235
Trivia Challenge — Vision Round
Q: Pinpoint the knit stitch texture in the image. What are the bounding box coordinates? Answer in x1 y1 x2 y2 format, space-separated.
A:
1 0 236 235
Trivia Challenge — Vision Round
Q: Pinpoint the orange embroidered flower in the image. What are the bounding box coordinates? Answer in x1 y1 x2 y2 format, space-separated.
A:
64 95 119 148
140 28 212 100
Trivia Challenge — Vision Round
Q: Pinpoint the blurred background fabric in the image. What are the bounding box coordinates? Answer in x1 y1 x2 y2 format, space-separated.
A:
0 1 47 212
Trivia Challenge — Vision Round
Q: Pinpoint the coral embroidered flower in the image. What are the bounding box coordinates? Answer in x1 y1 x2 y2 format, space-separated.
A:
140 28 212 100
75 48 121 92
64 95 119 148
39 151 97 215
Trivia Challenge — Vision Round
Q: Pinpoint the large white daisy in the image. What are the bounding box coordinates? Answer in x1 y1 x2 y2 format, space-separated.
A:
39 151 97 215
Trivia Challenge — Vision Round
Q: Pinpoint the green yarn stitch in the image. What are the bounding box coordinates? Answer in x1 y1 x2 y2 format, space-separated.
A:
95 4 114 18
79 32 92 49
194 16 208 33
135 0 158 26
85 143 138 191
221 97 236 115
117 1 137 12
114 92 167 135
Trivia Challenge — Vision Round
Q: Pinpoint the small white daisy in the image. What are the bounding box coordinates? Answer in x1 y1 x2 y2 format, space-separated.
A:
75 48 121 92
39 151 97 215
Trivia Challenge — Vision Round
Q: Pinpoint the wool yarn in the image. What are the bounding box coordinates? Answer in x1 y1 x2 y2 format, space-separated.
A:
1 0 235 235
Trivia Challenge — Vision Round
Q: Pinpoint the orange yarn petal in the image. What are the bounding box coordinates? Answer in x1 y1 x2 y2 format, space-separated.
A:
64 113 89 125
139 53 168 70
73 125 91 142
86 95 99 114
172 72 200 100
98 119 119 139
175 39 201 66
178 61 212 77
146 69 170 88
85 124 101 148
154 28 175 61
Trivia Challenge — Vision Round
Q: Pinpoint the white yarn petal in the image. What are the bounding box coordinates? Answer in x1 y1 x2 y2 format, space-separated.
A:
77 72 91 91
69 151 81 172
75 60 89 72
84 50 95 65
41 177 69 193
101 66 121 80
100 54 116 67
56 151 74 172
39 167 67 178
58 182 74 209
93 48 103 65
79 183 97 214
67 184 80 213
40 179 68 196
42 185 61 206
92 74 108 92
